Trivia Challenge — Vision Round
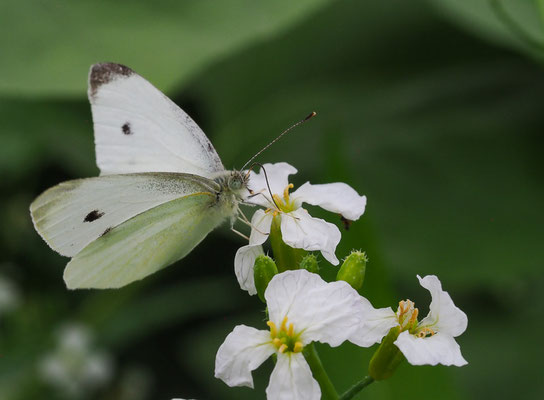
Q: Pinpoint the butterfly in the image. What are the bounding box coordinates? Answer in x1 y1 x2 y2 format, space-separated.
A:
30 63 250 290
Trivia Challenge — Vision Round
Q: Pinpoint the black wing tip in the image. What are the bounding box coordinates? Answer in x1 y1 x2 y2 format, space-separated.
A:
88 62 134 98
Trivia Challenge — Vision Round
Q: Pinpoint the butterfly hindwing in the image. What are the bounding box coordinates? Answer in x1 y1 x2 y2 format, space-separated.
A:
30 173 220 257
88 62 225 177
63 191 228 289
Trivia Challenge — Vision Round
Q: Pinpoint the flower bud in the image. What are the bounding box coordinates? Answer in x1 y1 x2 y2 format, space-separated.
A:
253 255 278 302
336 251 367 292
368 326 405 380
299 254 319 274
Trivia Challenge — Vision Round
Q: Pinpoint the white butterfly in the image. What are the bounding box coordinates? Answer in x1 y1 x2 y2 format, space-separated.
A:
30 63 249 289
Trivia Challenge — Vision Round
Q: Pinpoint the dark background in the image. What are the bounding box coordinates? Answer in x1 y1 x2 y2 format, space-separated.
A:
1 0 543 399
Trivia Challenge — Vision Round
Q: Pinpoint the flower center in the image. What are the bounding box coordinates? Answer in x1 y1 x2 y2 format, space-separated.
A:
396 299 436 338
267 316 303 354
396 299 418 331
267 184 297 215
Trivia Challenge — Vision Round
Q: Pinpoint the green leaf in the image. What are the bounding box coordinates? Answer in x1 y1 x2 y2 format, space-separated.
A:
0 0 330 97
428 0 544 58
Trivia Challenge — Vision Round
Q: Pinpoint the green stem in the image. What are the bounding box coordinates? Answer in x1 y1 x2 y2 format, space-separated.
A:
489 0 544 53
303 343 339 400
339 376 374 400
269 216 306 272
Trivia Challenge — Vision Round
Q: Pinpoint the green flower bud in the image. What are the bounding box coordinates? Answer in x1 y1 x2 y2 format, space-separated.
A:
299 254 319 274
368 326 405 380
254 255 278 302
336 250 367 292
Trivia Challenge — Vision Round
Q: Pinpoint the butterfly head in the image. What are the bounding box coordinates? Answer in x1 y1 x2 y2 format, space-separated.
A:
227 171 248 192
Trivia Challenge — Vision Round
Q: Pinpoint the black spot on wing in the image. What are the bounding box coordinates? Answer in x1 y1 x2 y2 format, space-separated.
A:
122 122 132 135
84 210 105 223
100 227 113 237
88 63 134 98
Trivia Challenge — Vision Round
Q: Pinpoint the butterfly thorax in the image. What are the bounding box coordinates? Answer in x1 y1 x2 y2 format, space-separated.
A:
213 170 249 210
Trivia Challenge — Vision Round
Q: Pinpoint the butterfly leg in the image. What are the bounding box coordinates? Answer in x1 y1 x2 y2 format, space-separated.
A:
231 227 249 241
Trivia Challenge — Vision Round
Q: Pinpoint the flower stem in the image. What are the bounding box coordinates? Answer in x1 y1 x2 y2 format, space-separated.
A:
303 343 339 400
269 216 306 272
339 376 374 400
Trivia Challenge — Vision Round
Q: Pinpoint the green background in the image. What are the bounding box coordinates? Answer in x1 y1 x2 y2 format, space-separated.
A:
1 0 543 399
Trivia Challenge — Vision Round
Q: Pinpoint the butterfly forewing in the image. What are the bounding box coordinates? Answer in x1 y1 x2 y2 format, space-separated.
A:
89 63 225 177
30 173 220 257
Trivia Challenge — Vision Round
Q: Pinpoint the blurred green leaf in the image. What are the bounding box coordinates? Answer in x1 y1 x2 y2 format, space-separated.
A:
428 0 544 59
0 0 330 97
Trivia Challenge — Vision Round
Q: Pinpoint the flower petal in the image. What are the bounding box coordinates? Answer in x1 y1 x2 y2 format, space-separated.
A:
280 208 341 265
292 182 367 221
266 269 363 347
214 325 275 388
233 210 272 295
417 275 468 337
247 162 298 207
394 331 468 366
349 299 397 347
266 352 320 400
234 244 264 295
248 209 273 246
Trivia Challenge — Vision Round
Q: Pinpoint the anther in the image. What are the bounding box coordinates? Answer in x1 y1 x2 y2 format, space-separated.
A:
287 323 294 337
279 344 288 353
283 184 294 202
267 321 277 338
408 308 419 325
293 341 303 353
272 194 283 209
280 316 288 332
273 338 282 348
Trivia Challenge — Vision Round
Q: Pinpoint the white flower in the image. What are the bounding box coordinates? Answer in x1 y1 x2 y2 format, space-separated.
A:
215 269 369 400
39 323 113 397
353 275 468 367
0 274 20 315
235 162 367 295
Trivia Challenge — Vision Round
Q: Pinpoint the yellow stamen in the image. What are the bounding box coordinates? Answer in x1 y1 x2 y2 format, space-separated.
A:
273 338 282 347
417 327 436 338
287 322 294 337
408 308 419 325
279 344 288 353
280 316 288 332
267 321 277 338
293 341 303 353
283 183 294 202
272 194 283 208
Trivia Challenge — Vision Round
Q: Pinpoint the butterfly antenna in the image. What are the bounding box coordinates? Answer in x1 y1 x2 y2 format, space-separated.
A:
240 111 317 171
246 162 281 210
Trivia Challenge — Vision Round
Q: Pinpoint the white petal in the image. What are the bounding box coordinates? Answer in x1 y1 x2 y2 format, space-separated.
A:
266 352 320 400
292 182 367 221
233 210 272 295
266 270 363 347
280 208 341 265
234 244 264 295
214 325 275 388
349 299 397 347
246 162 298 207
248 209 273 246
417 275 468 337
394 331 467 366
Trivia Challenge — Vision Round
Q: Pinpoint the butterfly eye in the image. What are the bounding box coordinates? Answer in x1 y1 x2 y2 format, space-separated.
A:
228 176 243 191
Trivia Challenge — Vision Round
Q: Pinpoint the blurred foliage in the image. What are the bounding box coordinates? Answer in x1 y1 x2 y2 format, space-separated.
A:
1 0 544 399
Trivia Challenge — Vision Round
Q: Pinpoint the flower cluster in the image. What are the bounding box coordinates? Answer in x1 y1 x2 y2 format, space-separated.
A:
127 160 467 400
208 162 468 400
